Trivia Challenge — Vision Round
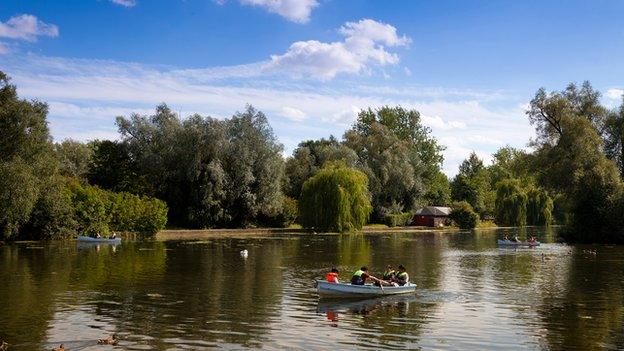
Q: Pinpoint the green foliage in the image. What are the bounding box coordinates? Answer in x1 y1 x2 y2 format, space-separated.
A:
69 182 111 236
528 82 624 242
55 139 93 182
552 194 569 224
299 163 372 232
116 104 284 228
0 160 39 238
0 72 61 240
423 170 451 206
344 115 424 220
526 187 553 226
88 140 147 194
70 182 168 236
384 212 412 227
451 152 494 217
284 137 357 199
22 176 77 240
449 201 479 229
495 179 528 227
603 99 624 178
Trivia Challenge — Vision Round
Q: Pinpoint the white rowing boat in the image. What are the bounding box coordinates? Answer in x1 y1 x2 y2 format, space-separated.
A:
77 235 122 243
316 280 416 297
497 239 540 247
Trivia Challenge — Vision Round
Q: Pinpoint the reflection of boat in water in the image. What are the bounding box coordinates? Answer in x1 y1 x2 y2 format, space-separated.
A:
316 295 416 322
497 239 540 247
77 236 122 244
317 294 418 314
316 280 416 297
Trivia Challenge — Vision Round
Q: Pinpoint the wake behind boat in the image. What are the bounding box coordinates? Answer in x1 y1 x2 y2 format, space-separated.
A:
77 235 122 244
497 239 540 247
316 280 416 297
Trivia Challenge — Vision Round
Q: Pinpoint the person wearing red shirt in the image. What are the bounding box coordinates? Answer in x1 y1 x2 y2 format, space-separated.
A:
326 267 340 283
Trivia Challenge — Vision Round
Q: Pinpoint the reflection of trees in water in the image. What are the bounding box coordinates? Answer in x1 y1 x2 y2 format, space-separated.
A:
317 295 436 348
0 241 167 348
104 238 296 348
535 249 624 350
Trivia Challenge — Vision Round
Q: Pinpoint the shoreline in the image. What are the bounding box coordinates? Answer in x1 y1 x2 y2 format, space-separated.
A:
154 225 500 240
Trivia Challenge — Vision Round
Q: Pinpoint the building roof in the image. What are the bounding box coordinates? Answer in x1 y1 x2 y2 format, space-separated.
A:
414 206 452 216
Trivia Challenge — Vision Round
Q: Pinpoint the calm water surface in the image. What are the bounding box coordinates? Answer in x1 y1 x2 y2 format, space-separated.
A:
2 228 624 350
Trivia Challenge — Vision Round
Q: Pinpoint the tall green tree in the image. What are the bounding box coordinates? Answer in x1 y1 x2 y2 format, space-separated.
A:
494 178 527 227
603 98 624 178
526 186 553 226
87 140 147 194
55 139 93 182
344 106 445 219
0 71 74 239
284 137 358 199
299 163 372 232
116 104 286 228
451 152 494 217
527 83 624 242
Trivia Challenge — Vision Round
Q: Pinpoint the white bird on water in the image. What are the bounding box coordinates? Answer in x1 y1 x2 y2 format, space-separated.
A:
240 249 249 258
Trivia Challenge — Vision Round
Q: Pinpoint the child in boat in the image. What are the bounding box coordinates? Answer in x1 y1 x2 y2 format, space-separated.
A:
326 268 339 283
393 265 410 286
351 266 372 285
375 265 396 286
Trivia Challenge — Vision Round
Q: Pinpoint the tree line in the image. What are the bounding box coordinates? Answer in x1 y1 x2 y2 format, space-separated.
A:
1 69 624 242
0 72 167 240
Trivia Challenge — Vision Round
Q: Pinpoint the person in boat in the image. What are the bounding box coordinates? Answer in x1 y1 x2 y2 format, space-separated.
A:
108 233 117 240
393 265 409 286
382 265 396 281
326 267 339 283
511 236 520 242
374 265 396 286
351 266 376 285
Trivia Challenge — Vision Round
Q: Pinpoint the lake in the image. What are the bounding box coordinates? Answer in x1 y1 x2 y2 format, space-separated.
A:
2 227 624 350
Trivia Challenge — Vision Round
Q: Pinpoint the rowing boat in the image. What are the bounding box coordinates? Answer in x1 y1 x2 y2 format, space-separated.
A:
77 235 122 243
316 280 416 297
497 239 540 247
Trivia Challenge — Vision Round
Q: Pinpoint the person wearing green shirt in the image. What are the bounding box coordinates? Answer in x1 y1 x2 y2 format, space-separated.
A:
394 265 409 286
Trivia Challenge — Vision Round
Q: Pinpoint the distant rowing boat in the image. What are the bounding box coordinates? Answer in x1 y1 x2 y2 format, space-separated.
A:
497 239 540 247
77 235 122 243
316 280 416 297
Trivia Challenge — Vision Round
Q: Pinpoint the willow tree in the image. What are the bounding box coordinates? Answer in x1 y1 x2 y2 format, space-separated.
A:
526 187 553 226
299 163 372 232
495 179 527 227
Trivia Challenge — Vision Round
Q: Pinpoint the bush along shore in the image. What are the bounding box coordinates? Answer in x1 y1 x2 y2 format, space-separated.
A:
2 70 624 242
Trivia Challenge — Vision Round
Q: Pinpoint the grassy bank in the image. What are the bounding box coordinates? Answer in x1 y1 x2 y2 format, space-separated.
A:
154 225 480 240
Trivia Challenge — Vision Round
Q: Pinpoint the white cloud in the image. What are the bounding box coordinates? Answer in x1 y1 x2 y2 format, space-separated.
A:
606 88 623 100
421 115 466 130
265 19 410 80
280 106 307 121
2 53 534 176
110 0 137 7
0 14 59 42
239 0 318 23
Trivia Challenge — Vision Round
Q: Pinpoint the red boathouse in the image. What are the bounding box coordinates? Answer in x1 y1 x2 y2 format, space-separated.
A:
411 206 452 227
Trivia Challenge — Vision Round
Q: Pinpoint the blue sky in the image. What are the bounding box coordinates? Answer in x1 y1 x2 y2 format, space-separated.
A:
1 0 624 175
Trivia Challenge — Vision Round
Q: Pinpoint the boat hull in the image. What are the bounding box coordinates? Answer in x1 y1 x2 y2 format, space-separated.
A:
316 280 416 297
497 239 540 247
77 235 122 243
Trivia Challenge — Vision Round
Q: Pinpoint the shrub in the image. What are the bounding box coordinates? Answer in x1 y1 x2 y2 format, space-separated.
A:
384 212 412 227
70 182 168 236
450 201 479 229
299 163 372 232
23 177 77 240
